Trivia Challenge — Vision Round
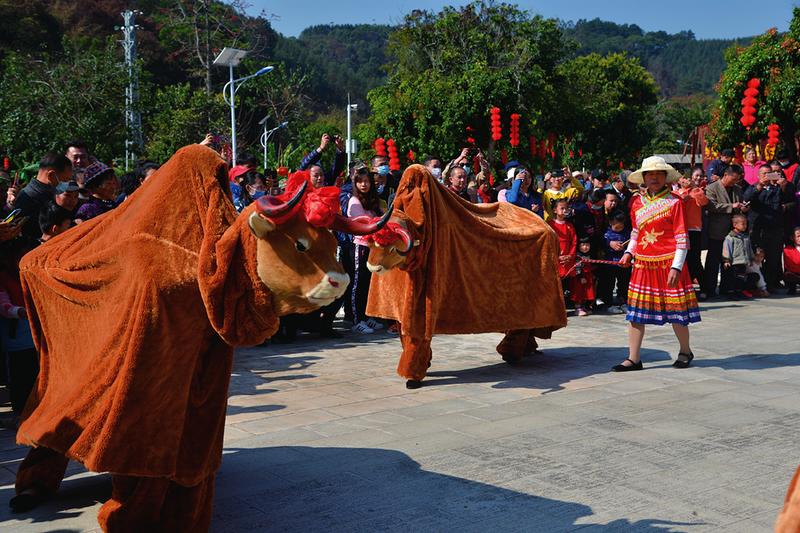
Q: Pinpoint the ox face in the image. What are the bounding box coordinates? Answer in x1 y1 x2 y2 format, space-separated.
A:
366 219 413 274
249 212 348 315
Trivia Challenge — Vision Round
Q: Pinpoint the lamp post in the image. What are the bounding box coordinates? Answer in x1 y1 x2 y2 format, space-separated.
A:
213 47 273 167
346 94 358 170
258 114 270 170
260 121 288 170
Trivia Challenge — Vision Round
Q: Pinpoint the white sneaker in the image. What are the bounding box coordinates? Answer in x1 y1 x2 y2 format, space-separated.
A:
365 318 384 330
351 321 375 334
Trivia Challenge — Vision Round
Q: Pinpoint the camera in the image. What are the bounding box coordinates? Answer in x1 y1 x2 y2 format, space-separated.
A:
551 169 565 177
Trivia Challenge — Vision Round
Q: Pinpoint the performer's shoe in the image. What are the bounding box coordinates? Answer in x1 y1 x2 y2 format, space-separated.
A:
405 380 423 389
672 352 694 368
9 490 44 513
501 353 524 365
612 358 643 372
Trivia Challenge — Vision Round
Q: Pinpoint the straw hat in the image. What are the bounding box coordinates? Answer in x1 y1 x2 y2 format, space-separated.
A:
626 156 682 184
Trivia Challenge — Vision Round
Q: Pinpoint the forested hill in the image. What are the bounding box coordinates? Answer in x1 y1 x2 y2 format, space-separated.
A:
274 24 392 110
566 18 752 97
0 2 751 106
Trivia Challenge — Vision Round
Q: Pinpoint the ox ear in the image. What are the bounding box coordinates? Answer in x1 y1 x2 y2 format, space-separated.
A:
248 212 276 239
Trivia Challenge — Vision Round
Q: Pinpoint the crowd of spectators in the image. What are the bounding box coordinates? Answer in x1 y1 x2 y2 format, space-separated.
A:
2 136 800 420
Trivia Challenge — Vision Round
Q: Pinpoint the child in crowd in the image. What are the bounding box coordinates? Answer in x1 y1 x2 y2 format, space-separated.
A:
747 247 769 297
721 214 759 298
571 237 595 316
347 164 385 334
599 210 631 313
542 167 584 221
548 198 579 312
784 227 800 295
0 239 38 417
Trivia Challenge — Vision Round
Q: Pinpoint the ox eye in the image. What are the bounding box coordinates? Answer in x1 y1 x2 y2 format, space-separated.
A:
295 238 309 252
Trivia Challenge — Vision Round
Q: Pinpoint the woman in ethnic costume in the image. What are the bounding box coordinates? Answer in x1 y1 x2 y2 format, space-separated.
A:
613 156 701 372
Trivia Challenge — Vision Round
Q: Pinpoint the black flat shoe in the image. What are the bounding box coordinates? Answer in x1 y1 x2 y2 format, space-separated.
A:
612 358 643 372
405 380 423 389
673 352 694 368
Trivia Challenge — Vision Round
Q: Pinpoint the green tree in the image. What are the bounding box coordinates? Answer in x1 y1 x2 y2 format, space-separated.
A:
367 1 573 164
143 83 228 163
0 41 127 165
710 9 800 154
558 53 659 166
645 95 714 154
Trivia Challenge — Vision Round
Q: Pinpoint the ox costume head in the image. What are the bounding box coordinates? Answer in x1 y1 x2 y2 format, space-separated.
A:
247 170 392 313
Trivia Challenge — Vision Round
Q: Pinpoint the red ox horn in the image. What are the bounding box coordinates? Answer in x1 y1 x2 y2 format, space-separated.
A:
331 203 394 235
255 180 308 218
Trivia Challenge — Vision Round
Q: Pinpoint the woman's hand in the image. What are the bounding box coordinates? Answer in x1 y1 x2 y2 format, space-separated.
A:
619 252 632 267
0 220 23 242
667 268 680 288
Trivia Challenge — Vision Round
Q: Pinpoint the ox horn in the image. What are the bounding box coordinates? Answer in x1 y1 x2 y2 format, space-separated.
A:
331 203 394 235
255 180 308 218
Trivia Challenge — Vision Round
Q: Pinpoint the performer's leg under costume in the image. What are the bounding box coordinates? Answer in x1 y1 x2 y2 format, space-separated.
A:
496 329 542 362
97 473 216 533
397 335 432 381
15 446 69 497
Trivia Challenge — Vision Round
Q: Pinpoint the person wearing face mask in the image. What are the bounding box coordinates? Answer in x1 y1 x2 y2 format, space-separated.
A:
423 156 443 182
232 171 268 212
371 154 399 205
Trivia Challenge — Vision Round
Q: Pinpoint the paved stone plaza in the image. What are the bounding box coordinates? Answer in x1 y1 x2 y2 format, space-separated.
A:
0 296 798 532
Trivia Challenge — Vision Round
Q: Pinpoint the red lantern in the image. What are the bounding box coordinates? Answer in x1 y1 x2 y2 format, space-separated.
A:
466 137 476 145
742 106 757 116
579 148 583 157
387 139 401 171
500 148 508 165
407 150 415 162
743 87 759 98
767 123 781 146
509 113 520 147
374 138 387 157
741 96 758 107
747 78 761 89
2 157 8 171
539 140 547 160
490 106 502 141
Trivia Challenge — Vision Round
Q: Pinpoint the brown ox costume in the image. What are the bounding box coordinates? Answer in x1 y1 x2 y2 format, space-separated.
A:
777 467 800 531
366 165 567 385
12 145 385 531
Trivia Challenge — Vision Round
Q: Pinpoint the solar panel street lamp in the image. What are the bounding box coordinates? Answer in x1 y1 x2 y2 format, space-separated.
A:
214 47 273 167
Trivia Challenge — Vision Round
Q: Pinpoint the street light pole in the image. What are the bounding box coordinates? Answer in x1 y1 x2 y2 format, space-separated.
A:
229 64 237 167
260 121 288 170
214 47 273 168
346 94 358 170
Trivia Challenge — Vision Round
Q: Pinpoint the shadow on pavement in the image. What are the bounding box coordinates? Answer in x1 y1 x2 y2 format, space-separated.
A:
0 470 109 528
424 347 671 393
212 445 700 532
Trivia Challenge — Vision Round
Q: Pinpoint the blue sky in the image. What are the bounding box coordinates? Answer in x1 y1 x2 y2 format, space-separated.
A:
244 0 796 39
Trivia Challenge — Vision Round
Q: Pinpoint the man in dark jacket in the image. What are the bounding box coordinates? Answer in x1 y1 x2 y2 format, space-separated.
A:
14 153 72 243
703 165 746 298
744 163 796 290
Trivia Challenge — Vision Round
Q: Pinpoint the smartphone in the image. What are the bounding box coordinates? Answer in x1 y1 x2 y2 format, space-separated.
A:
3 208 21 223
551 169 565 177
11 215 28 227
767 172 783 181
